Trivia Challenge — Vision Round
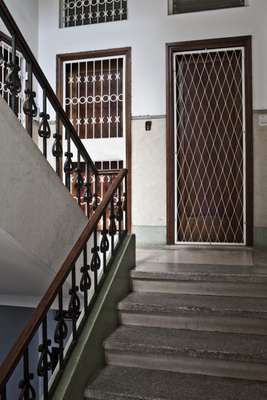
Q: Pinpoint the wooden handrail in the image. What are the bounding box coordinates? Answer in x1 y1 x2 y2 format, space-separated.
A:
0 0 97 173
0 168 128 389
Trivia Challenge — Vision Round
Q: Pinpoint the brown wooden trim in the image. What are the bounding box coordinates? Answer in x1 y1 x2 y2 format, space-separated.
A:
56 47 132 232
166 36 253 245
0 169 128 388
166 43 175 244
171 0 245 15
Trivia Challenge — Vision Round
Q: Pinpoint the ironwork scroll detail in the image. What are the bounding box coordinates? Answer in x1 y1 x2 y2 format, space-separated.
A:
38 112 51 139
18 373 36 400
23 89 37 117
54 312 68 344
5 62 21 95
37 340 53 377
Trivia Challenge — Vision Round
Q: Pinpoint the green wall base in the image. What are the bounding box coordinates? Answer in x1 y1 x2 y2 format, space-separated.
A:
254 228 267 249
133 225 166 247
51 234 136 400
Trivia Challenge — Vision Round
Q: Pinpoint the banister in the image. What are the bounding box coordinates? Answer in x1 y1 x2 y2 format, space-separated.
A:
0 0 97 174
0 168 128 391
0 2 129 397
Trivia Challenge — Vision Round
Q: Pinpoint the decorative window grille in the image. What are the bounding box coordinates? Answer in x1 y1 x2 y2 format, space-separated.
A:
64 56 125 139
61 0 128 28
169 0 245 15
0 39 26 123
71 160 123 215
95 160 123 171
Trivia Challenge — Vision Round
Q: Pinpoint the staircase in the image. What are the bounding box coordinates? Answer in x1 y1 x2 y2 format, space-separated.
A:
0 1 129 398
85 257 267 399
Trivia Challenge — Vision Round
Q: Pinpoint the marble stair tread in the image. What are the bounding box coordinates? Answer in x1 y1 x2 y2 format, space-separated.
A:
132 262 267 282
84 365 267 400
104 325 267 363
118 292 267 318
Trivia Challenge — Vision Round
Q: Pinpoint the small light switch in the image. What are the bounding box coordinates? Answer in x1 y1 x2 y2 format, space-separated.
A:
145 121 152 131
258 114 267 127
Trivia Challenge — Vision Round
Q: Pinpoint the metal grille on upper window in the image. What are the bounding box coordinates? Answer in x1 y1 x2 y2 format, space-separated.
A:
168 0 245 15
60 0 128 28
63 56 125 139
0 36 26 124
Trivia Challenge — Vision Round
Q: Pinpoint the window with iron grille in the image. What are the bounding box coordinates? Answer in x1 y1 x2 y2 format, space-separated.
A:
169 0 245 15
0 37 26 123
60 0 128 28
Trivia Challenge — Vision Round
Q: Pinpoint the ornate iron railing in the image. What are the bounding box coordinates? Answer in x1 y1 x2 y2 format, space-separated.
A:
0 0 129 398
0 169 128 399
0 0 98 216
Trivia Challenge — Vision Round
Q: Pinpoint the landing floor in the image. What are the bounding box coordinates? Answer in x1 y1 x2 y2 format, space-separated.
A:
136 246 267 269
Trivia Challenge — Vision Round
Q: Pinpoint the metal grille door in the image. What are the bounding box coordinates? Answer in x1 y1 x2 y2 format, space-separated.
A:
174 48 245 244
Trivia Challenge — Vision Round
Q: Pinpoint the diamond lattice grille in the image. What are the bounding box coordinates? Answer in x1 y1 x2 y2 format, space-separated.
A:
175 49 245 244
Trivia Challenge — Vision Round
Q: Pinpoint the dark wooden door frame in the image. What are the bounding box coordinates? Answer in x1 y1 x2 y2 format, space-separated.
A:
166 36 253 245
56 47 132 231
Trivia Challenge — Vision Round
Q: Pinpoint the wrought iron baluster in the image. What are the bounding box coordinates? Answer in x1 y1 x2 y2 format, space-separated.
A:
37 316 53 399
0 46 4 66
80 246 91 310
124 175 128 233
76 152 83 207
64 131 73 191
18 348 36 400
91 230 101 292
6 34 21 113
23 63 37 138
38 89 51 159
109 195 117 254
84 164 92 218
116 184 123 238
52 114 63 177
93 172 99 211
100 210 109 273
54 287 68 369
0 385 7 400
68 266 80 342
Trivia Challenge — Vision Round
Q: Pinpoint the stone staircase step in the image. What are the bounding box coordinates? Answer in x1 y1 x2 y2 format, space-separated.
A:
84 365 267 400
131 263 267 297
119 292 267 334
133 262 267 280
104 326 267 381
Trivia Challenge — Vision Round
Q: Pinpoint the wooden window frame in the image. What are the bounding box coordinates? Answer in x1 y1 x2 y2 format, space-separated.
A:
56 47 132 231
169 0 245 15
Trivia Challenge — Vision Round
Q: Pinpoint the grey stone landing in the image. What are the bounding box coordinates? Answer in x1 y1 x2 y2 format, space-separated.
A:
85 259 267 399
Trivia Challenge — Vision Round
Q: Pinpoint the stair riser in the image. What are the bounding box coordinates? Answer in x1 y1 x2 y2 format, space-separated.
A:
119 312 267 335
105 351 267 382
132 280 267 297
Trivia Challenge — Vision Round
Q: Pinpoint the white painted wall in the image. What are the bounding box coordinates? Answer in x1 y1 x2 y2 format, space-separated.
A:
37 0 267 234
37 0 267 242
0 97 88 305
4 0 39 57
38 0 267 114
